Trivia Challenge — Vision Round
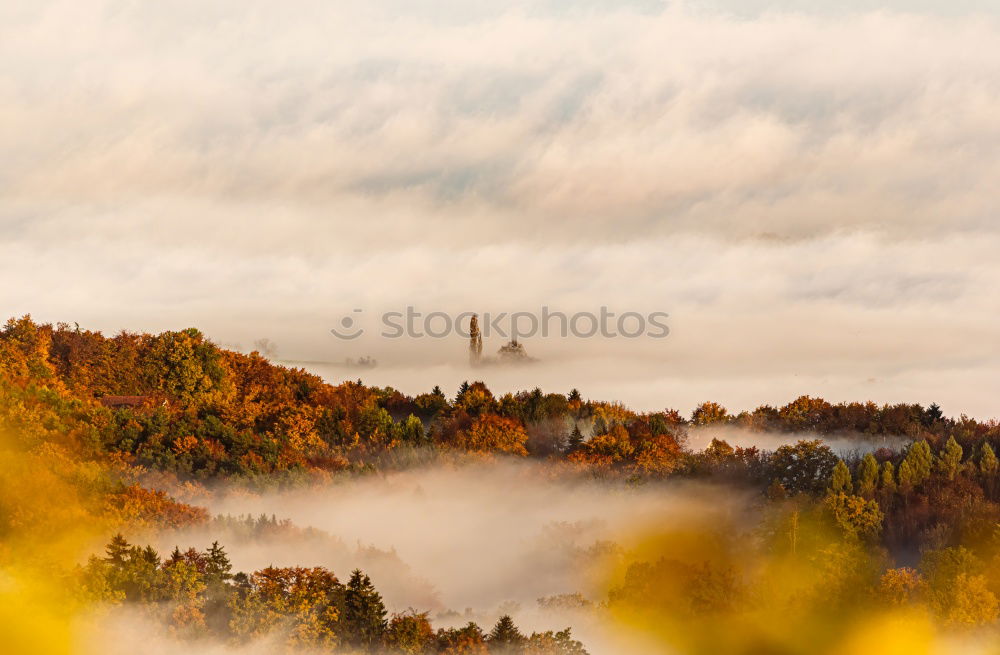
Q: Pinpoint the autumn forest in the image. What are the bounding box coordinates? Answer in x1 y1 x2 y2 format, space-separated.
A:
1 316 1000 654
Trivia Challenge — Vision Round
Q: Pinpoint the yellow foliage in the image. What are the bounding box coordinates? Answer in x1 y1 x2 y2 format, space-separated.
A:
0 431 110 655
603 505 985 655
832 609 936 655
0 424 210 654
880 568 926 606
0 571 76 655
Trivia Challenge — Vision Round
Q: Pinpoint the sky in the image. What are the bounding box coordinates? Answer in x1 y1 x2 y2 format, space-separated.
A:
1 1 998 418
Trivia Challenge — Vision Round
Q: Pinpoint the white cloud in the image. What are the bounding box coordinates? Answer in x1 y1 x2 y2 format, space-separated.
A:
1 1 998 417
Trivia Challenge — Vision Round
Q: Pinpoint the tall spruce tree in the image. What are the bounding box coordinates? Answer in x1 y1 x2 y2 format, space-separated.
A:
487 615 526 654
344 569 387 652
205 541 232 584
105 534 131 566
567 425 584 452
925 402 944 425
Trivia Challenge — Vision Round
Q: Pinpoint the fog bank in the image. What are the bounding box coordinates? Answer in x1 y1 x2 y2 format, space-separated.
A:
146 461 751 653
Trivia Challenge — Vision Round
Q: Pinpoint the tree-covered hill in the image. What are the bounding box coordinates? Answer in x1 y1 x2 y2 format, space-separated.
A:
1 315 996 486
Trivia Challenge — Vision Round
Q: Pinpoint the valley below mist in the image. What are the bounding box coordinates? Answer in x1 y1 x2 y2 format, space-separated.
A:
142 462 749 655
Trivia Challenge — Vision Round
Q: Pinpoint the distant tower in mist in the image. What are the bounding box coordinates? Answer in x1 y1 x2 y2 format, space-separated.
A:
469 314 483 365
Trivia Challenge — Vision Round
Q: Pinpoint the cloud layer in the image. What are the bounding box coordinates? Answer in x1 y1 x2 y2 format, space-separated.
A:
1 1 998 416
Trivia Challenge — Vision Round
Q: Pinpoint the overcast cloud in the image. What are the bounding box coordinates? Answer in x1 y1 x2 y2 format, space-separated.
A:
1 1 997 417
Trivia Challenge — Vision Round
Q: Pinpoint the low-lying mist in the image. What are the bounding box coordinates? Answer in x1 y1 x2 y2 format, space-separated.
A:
186 462 744 608
686 426 911 456
144 460 753 654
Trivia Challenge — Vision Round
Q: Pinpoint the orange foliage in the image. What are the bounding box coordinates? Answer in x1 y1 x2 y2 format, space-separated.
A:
104 484 208 530
172 435 199 456
454 414 529 456
632 434 684 476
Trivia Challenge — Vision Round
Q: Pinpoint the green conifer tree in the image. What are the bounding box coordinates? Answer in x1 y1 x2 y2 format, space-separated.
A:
980 443 998 476
937 436 963 481
830 460 853 494
487 615 526 654
904 440 933 485
400 414 425 443
857 453 879 497
205 541 232 583
168 546 184 565
880 460 897 493
898 459 916 492
925 402 944 424
140 545 160 566
567 425 584 452
105 534 131 566
344 569 387 652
